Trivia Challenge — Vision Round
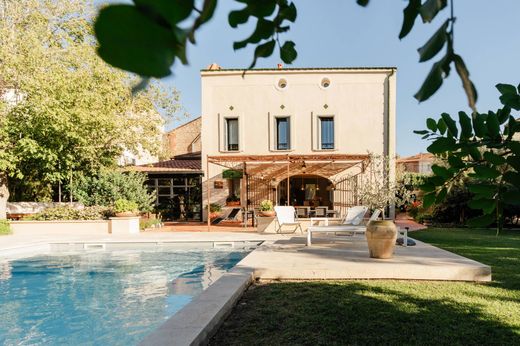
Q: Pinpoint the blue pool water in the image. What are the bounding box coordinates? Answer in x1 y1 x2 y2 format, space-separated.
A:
0 248 249 345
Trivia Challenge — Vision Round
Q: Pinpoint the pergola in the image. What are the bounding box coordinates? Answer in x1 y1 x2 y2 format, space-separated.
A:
206 154 370 227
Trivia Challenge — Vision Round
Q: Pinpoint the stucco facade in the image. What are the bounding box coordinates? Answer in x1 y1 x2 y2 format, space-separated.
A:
201 67 397 219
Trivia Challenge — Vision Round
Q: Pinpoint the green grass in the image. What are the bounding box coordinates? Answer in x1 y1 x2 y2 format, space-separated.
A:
210 228 520 345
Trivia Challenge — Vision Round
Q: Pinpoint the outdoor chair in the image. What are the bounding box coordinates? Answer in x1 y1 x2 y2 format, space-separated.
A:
274 206 303 234
224 207 241 220
295 207 309 218
315 206 327 217
307 208 381 246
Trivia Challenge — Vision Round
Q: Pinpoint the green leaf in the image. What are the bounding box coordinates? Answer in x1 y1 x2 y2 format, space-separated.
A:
472 114 487 138
473 165 500 179
248 0 277 18
414 130 429 135
229 9 250 28
448 154 464 168
503 190 520 206
504 171 520 186
453 54 478 112
468 198 496 214
420 182 436 193
189 0 217 43
422 192 436 209
458 111 473 139
467 184 496 196
437 118 447 134
427 137 456 154
486 111 500 137
399 0 421 39
233 19 275 50
95 5 176 77
280 41 297 64
497 107 511 124
133 0 194 27
441 112 458 138
506 156 520 172
417 20 449 62
431 164 451 179
248 39 276 69
467 213 495 228
436 187 447 203
357 0 370 6
278 2 297 22
506 141 520 155
467 146 482 161
426 118 437 132
414 54 451 102
483 151 506 166
496 83 517 96
419 0 447 23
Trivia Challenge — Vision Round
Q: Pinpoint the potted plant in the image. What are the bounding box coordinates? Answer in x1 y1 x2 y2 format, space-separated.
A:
113 199 139 217
259 199 275 217
359 155 412 259
208 203 222 220
226 194 241 207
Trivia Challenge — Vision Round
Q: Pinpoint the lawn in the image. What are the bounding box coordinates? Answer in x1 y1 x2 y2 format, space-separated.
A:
210 228 520 345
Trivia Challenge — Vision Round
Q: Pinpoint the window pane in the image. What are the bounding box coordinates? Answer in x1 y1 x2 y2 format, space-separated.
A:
320 117 334 149
227 118 239 151
276 117 290 150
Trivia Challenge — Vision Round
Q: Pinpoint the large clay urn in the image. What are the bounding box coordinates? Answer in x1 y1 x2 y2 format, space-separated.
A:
365 220 397 259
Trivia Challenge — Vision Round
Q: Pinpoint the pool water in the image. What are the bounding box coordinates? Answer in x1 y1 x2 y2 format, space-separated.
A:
0 248 249 345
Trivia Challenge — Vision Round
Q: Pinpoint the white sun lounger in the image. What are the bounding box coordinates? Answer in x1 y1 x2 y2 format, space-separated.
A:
274 206 303 234
307 208 381 246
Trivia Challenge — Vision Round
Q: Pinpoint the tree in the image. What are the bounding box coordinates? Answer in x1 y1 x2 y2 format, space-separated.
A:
415 83 520 234
93 0 476 110
0 0 181 218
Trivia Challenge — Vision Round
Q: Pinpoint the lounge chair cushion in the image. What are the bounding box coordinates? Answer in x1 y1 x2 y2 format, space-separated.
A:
342 206 368 225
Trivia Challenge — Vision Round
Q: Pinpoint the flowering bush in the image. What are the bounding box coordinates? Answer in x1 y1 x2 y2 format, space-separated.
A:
259 200 274 211
24 206 110 221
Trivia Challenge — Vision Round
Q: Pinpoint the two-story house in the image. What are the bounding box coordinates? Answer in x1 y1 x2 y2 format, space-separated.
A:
201 65 397 221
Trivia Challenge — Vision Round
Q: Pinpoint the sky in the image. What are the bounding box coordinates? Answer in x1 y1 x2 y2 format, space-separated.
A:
153 0 520 157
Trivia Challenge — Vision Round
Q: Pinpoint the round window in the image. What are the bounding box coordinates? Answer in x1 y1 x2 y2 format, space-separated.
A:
277 78 288 89
321 77 331 89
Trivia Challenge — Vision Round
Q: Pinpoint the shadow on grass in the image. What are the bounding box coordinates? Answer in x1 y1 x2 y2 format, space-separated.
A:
210 280 520 345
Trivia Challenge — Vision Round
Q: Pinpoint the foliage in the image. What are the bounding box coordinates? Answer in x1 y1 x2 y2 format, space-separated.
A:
430 183 481 225
226 195 240 203
0 0 180 204
0 219 11 235
24 205 110 221
211 228 520 345
415 83 520 233
359 155 412 217
140 218 162 230
208 203 222 213
114 199 139 213
93 0 476 109
400 172 429 190
259 199 274 211
71 170 154 212
407 201 421 219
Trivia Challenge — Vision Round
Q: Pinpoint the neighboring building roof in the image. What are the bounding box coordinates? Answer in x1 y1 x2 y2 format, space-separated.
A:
397 153 435 163
130 153 201 173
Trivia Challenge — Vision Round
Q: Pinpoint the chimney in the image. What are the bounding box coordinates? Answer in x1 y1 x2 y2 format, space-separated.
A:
277 63 283 69
207 63 221 71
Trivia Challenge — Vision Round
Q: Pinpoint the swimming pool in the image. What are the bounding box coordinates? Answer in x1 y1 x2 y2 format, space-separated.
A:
0 247 251 345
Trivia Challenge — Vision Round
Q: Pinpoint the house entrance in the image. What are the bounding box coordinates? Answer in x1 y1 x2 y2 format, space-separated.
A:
277 175 333 208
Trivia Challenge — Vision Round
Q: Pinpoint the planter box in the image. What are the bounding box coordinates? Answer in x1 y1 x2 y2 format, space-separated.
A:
10 220 109 235
226 201 241 207
109 216 140 234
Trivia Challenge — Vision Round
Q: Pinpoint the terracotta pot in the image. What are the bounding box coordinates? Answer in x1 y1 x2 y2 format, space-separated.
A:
115 211 136 217
226 201 241 207
259 210 275 217
365 220 397 259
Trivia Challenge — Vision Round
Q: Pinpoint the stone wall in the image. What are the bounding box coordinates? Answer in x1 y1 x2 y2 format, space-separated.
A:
165 117 201 157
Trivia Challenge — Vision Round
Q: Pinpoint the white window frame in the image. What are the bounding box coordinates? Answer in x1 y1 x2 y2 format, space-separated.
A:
219 114 244 152
312 113 337 151
269 113 294 152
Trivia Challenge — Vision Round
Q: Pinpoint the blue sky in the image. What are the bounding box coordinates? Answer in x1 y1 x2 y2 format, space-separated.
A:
156 0 520 156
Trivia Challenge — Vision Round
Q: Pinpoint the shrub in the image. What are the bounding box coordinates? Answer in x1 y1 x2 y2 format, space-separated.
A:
226 195 240 203
114 199 139 213
259 200 274 211
24 205 110 221
71 170 154 212
140 218 162 230
209 203 222 213
0 220 11 235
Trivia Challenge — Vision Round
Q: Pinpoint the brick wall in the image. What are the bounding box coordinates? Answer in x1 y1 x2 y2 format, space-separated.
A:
165 117 201 157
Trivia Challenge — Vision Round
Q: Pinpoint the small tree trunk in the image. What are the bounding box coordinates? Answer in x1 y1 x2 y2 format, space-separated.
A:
0 173 8 219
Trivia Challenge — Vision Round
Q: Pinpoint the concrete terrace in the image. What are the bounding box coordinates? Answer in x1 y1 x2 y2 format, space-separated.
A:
1 227 490 282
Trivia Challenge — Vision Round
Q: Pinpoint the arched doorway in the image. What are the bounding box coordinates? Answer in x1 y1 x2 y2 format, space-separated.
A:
277 175 333 207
